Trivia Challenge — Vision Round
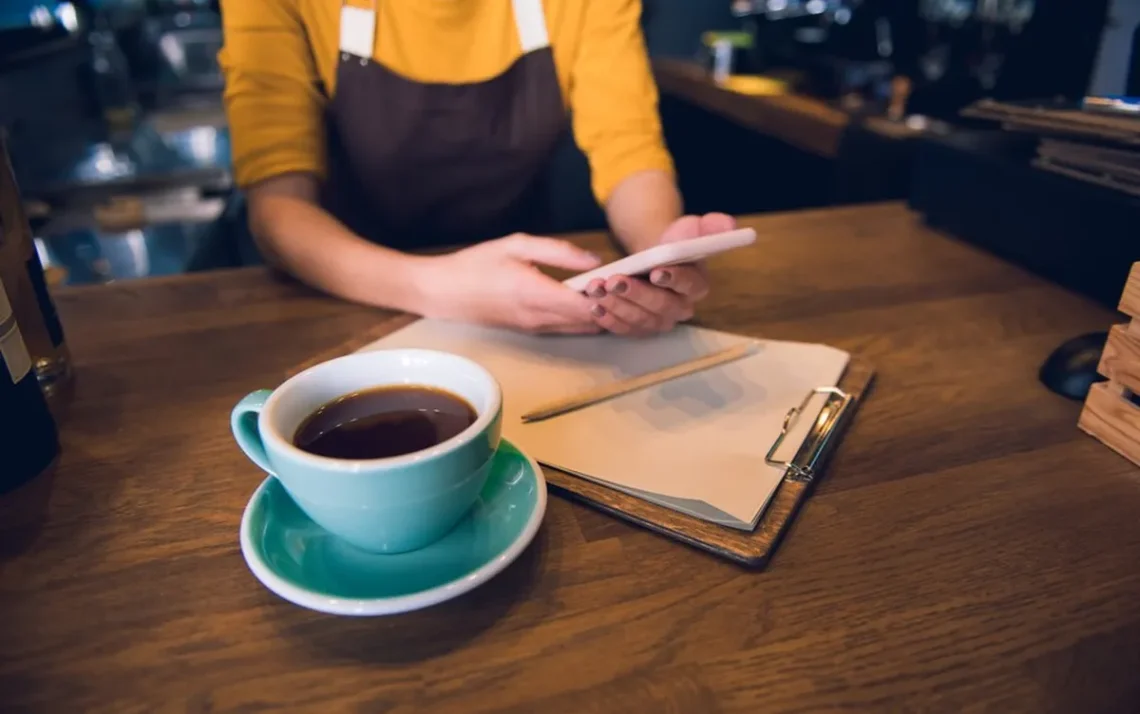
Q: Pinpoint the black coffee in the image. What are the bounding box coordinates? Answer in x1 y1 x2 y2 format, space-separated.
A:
293 385 477 459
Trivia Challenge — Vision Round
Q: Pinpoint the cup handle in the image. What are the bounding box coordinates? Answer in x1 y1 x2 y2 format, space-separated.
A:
231 389 275 475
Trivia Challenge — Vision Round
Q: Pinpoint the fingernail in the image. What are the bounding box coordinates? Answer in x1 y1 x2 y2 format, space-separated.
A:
588 285 606 298
652 270 672 286
612 280 628 295
591 305 606 318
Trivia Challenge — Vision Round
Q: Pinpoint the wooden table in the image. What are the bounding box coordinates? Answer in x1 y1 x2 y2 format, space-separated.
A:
5 202 1140 712
653 58 851 159
653 59 928 210
653 58 926 159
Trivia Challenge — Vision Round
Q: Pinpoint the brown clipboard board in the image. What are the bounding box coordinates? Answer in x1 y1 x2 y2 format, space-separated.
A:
287 315 876 570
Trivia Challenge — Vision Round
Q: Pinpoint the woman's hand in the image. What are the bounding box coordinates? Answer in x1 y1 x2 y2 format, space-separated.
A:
584 213 736 336
416 233 603 334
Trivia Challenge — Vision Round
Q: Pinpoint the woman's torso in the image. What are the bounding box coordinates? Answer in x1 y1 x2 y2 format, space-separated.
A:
218 0 671 253
315 0 576 248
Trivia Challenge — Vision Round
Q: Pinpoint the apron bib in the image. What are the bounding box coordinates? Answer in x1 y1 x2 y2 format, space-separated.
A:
320 0 569 250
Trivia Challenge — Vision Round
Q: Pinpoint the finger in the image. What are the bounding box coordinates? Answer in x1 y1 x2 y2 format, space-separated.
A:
605 275 691 322
589 302 639 336
592 294 670 336
649 264 709 302
516 269 598 320
516 305 598 334
658 215 702 244
698 212 736 235
503 234 602 272
594 301 671 337
584 278 606 299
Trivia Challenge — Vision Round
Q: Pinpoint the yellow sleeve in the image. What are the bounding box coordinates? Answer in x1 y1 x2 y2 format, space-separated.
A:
217 0 326 188
567 0 676 206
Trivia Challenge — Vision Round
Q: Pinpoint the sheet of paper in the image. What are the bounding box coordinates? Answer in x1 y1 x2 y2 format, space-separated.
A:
361 320 849 529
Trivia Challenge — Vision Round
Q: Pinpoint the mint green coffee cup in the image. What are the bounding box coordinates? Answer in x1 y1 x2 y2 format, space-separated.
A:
231 349 502 554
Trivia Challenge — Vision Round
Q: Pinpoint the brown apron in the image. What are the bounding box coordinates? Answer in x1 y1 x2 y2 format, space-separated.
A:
319 0 569 251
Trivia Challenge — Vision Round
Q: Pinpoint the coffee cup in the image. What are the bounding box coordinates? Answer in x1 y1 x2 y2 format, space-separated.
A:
230 349 502 554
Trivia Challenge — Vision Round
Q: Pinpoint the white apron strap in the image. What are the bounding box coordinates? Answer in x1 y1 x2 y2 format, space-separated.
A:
512 0 550 53
339 0 378 62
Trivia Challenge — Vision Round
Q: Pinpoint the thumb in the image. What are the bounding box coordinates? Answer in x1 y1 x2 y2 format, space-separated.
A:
502 234 602 271
659 215 702 244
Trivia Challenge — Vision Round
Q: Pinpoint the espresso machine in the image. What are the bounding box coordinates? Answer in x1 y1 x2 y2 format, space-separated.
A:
731 1 1114 121
728 0 901 100
906 0 1111 119
904 0 1140 312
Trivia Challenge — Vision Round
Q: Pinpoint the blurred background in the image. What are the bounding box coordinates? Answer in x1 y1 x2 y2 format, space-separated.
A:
1 0 1138 308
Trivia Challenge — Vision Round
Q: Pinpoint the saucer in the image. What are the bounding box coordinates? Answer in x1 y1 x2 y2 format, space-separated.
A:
239 439 547 616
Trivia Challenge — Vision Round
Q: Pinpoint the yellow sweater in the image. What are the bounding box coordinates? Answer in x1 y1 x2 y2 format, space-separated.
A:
218 0 674 205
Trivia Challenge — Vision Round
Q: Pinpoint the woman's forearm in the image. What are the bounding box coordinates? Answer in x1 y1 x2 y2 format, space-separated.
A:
246 174 430 312
604 169 684 254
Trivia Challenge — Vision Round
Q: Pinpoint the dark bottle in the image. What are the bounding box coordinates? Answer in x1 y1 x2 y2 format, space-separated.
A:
0 272 59 534
87 11 139 134
1129 22 1140 97
0 132 73 406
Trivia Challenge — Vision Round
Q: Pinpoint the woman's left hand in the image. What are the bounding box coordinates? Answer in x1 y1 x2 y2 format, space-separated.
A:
585 212 736 336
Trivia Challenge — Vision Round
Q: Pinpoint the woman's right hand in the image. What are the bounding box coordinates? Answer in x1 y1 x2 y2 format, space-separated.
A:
415 234 603 334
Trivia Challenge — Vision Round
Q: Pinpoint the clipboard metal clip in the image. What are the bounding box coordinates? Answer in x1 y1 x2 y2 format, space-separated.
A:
765 386 853 484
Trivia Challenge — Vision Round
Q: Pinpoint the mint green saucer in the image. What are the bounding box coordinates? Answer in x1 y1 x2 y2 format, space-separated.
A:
239 440 546 616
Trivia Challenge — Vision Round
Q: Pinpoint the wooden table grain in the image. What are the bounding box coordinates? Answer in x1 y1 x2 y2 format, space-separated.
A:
4 202 1140 713
653 58 923 159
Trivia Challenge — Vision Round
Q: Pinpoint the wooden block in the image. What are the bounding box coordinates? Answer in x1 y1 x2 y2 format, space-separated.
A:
1079 266 1140 468
1079 381 1140 467
1119 263 1140 319
1096 324 1140 394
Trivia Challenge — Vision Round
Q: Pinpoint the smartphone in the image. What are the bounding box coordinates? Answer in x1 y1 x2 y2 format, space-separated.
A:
562 227 757 292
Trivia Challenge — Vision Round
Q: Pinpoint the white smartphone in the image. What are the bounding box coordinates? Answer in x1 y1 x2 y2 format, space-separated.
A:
562 227 757 292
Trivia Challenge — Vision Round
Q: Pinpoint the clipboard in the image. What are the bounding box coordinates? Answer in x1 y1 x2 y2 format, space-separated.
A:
287 316 876 570
542 358 875 569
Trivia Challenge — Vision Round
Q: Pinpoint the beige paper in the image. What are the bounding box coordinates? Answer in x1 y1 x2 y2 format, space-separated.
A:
361 320 849 529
